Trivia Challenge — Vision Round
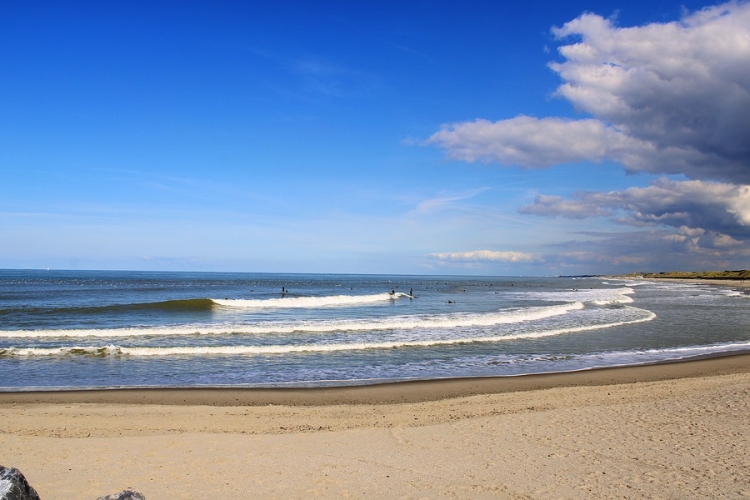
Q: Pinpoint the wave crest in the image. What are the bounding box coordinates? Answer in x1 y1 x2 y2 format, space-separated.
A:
212 292 408 309
0 301 583 339
0 308 656 357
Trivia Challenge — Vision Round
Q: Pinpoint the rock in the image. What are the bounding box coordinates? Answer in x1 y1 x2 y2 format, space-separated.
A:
0 466 41 500
96 488 146 500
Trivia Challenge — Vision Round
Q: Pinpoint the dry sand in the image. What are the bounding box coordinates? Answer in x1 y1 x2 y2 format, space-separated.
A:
1 354 749 499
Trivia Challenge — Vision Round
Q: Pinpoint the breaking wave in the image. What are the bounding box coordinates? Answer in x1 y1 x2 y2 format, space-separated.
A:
0 293 410 319
0 301 585 338
212 292 409 309
0 308 656 357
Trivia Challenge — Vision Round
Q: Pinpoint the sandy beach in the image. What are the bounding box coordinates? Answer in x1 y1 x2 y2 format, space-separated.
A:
1 354 749 499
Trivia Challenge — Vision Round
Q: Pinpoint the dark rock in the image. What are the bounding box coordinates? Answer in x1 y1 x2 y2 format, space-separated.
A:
96 488 146 500
0 466 41 500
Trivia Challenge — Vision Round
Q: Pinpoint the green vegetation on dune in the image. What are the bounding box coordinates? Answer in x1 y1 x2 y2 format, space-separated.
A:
619 270 750 280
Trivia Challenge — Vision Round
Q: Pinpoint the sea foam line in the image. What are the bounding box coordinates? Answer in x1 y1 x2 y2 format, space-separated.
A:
519 286 636 305
211 292 409 309
0 309 656 357
0 301 585 339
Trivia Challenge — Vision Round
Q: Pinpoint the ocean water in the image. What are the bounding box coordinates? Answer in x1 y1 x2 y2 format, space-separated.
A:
1 270 750 390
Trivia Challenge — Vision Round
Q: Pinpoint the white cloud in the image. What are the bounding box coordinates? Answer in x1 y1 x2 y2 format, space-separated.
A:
424 2 750 272
431 250 538 262
427 117 612 166
519 178 750 268
520 178 750 238
545 228 750 272
551 4 750 160
427 1 750 182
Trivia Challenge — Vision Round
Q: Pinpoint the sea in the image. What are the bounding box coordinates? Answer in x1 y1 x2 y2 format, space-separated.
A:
2 269 750 391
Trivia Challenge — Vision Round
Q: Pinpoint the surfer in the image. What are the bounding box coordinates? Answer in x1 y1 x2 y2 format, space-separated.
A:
281 286 287 296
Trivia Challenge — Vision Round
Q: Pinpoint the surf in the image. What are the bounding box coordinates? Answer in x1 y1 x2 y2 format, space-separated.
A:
0 292 407 320
211 292 409 309
0 308 657 357
0 301 586 338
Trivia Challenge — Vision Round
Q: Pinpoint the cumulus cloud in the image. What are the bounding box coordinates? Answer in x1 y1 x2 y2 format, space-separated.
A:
425 2 750 271
551 5 750 162
428 2 750 182
546 228 750 272
520 178 750 238
431 250 538 262
428 117 613 167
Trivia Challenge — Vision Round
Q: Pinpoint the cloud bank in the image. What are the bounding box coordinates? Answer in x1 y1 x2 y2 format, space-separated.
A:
429 1 750 183
521 178 750 237
427 2 750 271
550 227 750 270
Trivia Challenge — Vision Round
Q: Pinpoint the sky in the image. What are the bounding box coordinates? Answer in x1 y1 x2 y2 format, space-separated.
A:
1 0 749 275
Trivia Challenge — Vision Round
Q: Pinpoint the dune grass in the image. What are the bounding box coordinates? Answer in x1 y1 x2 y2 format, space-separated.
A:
621 270 750 280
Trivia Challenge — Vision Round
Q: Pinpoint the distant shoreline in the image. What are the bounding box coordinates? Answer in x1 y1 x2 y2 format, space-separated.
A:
615 270 750 280
614 275 750 288
639 277 750 288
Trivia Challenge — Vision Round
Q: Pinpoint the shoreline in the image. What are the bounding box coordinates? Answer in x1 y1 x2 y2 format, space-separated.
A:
622 276 750 288
2 353 749 498
2 352 749 406
3 276 748 406
4 275 750 498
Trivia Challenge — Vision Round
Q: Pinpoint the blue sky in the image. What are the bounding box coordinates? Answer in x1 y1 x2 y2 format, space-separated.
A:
2 0 749 275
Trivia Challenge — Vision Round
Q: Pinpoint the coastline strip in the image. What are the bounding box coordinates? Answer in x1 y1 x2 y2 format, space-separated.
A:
2 352 749 406
630 277 750 288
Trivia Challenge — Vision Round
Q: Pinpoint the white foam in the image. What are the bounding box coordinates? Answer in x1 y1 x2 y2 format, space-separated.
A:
0 308 656 357
0 301 585 339
1 345 122 357
611 279 651 286
592 294 634 305
212 292 407 309
567 340 750 367
516 287 635 305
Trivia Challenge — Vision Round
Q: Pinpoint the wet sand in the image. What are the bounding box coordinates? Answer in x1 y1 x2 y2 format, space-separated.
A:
2 354 749 498
636 277 750 288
